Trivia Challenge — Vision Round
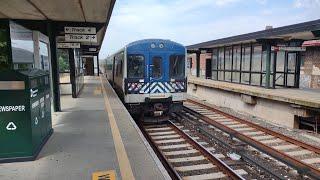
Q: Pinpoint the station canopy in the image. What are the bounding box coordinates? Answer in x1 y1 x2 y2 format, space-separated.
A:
0 0 116 54
187 19 320 51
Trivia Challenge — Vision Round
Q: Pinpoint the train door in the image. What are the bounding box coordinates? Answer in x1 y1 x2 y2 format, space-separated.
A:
148 53 167 93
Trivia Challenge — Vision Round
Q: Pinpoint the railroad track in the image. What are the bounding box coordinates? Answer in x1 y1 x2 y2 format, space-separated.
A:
183 99 320 179
142 120 247 180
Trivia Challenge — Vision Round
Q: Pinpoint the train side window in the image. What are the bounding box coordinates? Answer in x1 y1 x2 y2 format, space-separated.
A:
128 55 144 78
170 55 185 79
120 60 123 75
152 56 162 78
106 58 113 70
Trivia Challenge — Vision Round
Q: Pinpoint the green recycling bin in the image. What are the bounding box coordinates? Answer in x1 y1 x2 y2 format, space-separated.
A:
0 69 53 162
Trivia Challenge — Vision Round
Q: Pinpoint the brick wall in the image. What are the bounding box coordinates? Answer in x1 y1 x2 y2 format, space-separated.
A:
300 47 320 89
188 53 212 78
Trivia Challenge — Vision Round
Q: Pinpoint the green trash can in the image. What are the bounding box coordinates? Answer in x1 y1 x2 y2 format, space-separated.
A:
0 69 53 162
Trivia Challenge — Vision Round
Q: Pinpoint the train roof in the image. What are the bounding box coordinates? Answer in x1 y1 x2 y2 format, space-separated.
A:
126 39 185 52
105 39 186 59
127 39 183 47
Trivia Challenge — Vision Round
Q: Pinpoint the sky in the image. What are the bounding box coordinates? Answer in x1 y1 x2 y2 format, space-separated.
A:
99 0 320 58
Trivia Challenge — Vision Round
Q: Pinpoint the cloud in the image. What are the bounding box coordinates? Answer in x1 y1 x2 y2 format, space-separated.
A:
294 0 320 8
214 0 240 6
99 0 320 58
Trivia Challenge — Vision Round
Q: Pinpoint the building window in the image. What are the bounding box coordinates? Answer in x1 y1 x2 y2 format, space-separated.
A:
218 71 224 81
224 47 232 82
218 47 224 70
241 73 250 84
232 46 241 83
275 51 285 86
241 45 251 84
217 47 225 81
251 45 262 85
241 45 251 72
252 45 262 72
193 41 300 88
211 49 218 80
233 46 241 71
225 47 232 70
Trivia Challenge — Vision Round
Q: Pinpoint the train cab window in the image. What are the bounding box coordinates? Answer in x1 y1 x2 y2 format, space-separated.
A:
170 55 185 79
152 56 162 78
128 55 144 78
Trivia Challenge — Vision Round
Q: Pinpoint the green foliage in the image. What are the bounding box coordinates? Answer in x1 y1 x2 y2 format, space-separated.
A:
57 49 70 72
59 56 69 72
0 29 9 71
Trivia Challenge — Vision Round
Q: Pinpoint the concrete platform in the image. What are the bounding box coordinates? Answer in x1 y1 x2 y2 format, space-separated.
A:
187 76 320 129
0 76 169 180
188 76 320 108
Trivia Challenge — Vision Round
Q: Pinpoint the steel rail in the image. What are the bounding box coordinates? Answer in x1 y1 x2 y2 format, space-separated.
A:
138 122 182 180
183 105 320 179
187 99 320 154
168 120 245 180
174 112 289 180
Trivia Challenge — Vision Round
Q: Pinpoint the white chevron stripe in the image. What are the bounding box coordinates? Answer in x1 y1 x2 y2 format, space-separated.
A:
173 83 179 90
151 84 164 93
158 82 170 92
127 80 186 94
149 82 157 90
178 82 184 89
164 82 174 91
141 83 149 91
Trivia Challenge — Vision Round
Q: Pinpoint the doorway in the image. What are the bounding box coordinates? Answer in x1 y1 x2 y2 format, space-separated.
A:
205 58 212 79
148 53 166 93
84 57 94 76
274 51 299 88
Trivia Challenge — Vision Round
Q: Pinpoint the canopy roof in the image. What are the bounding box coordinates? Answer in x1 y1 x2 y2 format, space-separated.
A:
0 0 116 54
187 19 320 50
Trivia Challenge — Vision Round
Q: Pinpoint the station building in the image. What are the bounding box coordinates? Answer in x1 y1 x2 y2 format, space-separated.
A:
187 19 320 130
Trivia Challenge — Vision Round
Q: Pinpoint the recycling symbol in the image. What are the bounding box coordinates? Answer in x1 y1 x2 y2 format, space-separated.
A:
35 117 39 125
6 122 17 131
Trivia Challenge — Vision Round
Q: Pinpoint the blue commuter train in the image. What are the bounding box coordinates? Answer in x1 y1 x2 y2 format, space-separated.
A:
101 39 187 117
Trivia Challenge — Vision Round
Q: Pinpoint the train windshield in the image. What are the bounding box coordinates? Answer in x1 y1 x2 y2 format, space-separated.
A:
170 55 185 79
128 55 144 78
152 56 162 78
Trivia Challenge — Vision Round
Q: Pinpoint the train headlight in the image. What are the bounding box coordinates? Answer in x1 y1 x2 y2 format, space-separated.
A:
151 43 156 48
159 43 164 48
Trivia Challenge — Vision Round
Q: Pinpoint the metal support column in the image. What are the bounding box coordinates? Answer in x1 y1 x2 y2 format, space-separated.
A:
68 49 76 98
47 21 61 112
265 44 272 88
97 54 100 76
196 52 200 77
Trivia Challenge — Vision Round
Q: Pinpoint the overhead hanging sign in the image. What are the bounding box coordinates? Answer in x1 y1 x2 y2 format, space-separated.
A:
89 48 97 52
65 34 97 43
64 27 96 34
57 42 81 49
271 46 306 52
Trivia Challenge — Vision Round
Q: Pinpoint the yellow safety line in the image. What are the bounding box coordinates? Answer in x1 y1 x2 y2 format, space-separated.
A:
93 86 102 95
99 76 135 180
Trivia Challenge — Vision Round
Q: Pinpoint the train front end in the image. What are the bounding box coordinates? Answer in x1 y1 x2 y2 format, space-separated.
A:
124 39 187 118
